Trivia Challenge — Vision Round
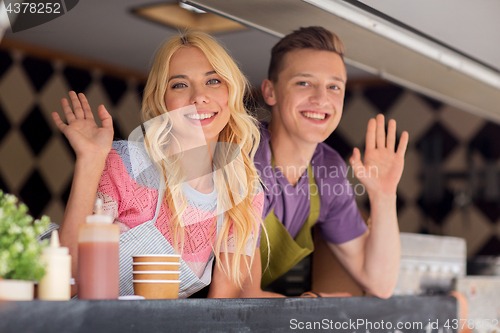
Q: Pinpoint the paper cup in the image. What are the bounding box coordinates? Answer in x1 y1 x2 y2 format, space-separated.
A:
132 262 180 271
133 271 180 280
133 280 180 299
133 254 181 263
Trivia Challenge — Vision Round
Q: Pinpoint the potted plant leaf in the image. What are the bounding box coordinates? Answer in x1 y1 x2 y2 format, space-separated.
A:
0 190 50 300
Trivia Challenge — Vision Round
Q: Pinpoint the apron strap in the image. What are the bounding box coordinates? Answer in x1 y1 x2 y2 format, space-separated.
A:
260 160 320 287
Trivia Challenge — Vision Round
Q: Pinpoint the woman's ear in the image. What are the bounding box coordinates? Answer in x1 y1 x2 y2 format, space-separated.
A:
261 79 277 106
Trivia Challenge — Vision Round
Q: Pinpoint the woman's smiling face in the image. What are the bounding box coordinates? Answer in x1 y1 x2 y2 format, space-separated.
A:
164 46 230 143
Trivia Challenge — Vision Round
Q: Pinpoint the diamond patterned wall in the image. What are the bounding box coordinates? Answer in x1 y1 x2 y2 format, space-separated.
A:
331 86 500 258
0 46 143 226
1 43 499 261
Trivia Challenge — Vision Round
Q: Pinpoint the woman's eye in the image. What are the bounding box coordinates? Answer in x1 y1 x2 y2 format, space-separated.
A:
207 78 221 85
172 82 187 89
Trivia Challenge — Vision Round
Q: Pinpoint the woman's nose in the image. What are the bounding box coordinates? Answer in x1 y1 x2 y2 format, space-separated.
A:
190 85 209 105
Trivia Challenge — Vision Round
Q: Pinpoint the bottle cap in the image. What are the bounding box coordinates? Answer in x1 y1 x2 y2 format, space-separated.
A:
86 198 113 224
43 230 69 255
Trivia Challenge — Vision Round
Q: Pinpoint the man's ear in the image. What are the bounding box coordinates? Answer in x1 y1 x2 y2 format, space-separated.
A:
261 79 277 106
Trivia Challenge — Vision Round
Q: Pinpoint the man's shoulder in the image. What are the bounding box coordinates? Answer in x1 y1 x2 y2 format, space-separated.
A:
255 123 272 170
256 121 271 144
313 142 347 169
311 142 352 194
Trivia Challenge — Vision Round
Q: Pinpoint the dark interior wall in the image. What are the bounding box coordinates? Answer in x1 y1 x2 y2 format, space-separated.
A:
1 42 499 260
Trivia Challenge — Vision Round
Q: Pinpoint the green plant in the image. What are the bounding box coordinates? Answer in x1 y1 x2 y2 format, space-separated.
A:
0 190 50 281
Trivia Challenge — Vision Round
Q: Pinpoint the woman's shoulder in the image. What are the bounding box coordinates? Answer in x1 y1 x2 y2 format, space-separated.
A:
110 140 147 158
110 140 129 154
106 140 160 189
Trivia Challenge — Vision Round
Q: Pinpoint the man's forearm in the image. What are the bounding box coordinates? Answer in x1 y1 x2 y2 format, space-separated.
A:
362 193 400 298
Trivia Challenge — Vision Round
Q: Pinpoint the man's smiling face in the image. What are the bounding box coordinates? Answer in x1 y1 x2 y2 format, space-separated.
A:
266 48 347 144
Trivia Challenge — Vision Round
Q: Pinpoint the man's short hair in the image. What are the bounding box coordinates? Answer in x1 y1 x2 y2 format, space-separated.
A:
268 26 346 82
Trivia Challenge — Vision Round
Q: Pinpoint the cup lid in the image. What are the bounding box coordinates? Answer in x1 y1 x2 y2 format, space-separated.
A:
133 280 181 283
132 271 180 274
132 262 179 265
132 254 181 257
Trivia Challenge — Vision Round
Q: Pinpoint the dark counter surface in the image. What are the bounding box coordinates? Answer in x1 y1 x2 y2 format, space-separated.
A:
0 296 456 333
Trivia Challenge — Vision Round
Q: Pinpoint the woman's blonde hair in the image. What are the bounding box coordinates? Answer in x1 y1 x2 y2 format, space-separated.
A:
140 31 263 287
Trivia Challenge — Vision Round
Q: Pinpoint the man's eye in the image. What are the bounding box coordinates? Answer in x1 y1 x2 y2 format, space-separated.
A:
207 79 221 85
329 85 340 90
172 83 187 89
297 81 309 86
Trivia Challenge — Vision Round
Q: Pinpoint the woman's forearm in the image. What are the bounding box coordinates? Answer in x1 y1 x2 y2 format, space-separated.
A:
59 156 107 296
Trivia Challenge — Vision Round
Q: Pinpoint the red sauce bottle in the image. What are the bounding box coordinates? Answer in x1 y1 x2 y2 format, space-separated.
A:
78 199 119 299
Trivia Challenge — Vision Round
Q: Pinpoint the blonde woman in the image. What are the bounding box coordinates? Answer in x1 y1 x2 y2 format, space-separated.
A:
50 32 264 298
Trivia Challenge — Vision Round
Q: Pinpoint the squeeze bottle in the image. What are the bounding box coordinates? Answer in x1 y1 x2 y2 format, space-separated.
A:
78 199 119 299
38 230 71 300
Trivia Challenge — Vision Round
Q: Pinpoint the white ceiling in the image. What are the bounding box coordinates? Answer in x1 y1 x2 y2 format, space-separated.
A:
3 0 278 86
2 0 376 86
359 0 500 71
2 0 500 91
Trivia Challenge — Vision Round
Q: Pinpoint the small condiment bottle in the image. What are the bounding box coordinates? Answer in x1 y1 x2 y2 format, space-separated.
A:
77 199 119 299
38 230 71 300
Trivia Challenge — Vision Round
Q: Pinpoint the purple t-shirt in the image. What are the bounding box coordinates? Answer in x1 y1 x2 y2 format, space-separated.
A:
254 123 367 244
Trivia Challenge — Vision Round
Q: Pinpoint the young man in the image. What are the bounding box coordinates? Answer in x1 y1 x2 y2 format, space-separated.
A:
241 26 408 298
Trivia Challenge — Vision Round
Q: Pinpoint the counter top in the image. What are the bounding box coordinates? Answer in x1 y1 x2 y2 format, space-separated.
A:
0 296 456 333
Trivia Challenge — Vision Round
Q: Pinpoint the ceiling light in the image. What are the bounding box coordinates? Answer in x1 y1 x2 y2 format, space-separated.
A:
131 2 245 34
179 3 205 14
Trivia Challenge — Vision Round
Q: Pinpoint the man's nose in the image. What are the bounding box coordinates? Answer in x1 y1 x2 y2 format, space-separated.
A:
310 86 328 106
